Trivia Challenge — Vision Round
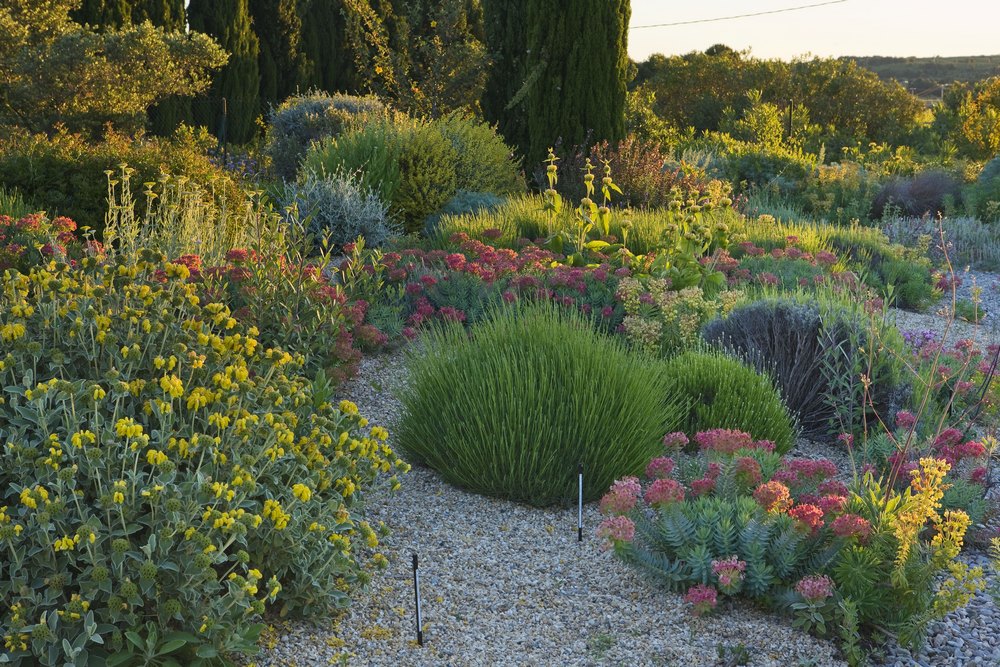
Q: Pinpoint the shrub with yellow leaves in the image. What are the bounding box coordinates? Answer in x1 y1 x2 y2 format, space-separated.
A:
0 250 408 666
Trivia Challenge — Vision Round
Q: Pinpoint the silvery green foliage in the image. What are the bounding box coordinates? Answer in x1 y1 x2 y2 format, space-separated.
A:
284 171 398 249
424 190 505 236
266 91 385 180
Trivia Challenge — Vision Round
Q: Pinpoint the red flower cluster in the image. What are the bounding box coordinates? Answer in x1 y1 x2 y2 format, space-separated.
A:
694 429 774 455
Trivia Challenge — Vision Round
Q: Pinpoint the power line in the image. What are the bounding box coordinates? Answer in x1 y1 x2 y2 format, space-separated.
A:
629 0 848 30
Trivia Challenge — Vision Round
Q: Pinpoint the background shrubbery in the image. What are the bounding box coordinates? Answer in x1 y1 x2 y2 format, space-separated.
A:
0 127 243 237
663 351 798 453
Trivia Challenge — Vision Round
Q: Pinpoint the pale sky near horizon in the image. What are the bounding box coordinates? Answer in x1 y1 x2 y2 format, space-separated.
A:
628 0 999 61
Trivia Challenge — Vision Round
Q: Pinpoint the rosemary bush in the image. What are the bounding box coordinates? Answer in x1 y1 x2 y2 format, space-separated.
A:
397 301 683 505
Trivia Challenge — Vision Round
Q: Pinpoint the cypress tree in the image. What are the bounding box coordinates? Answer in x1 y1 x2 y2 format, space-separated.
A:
188 0 261 144
250 0 309 112
481 0 529 151
482 0 630 164
133 0 186 26
71 0 132 28
134 0 193 135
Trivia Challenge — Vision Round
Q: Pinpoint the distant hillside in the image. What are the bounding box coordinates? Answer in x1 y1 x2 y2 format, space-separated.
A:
844 55 1000 97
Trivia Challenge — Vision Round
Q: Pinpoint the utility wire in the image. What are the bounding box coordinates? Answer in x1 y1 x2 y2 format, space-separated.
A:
630 0 848 29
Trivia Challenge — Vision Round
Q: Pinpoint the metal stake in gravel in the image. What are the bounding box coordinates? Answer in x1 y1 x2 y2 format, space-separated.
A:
577 462 584 542
412 553 423 646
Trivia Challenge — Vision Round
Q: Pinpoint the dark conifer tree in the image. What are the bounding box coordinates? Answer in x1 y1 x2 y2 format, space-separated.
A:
250 0 309 111
71 0 132 28
188 0 261 144
134 0 193 135
482 0 630 164
481 0 529 151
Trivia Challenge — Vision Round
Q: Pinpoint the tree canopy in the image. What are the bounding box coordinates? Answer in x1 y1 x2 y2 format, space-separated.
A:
0 0 226 135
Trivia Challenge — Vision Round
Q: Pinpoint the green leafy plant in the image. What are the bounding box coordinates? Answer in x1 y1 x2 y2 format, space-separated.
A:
0 126 244 237
0 185 35 219
393 122 459 234
432 112 524 196
397 301 682 505
663 351 798 454
0 251 407 666
265 91 385 180
617 278 743 356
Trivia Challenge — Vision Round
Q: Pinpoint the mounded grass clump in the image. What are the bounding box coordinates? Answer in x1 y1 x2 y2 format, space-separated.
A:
662 350 798 454
397 302 683 506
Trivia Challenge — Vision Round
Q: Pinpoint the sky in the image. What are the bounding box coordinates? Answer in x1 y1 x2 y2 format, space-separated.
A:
628 0 999 61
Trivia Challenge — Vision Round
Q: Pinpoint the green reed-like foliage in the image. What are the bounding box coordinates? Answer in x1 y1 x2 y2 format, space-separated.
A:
397 301 683 506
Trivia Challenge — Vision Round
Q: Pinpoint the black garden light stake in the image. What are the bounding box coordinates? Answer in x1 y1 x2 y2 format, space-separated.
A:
412 553 423 646
577 462 584 542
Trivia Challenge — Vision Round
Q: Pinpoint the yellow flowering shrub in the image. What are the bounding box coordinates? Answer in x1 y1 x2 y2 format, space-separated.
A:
833 459 983 651
616 276 743 356
0 251 408 665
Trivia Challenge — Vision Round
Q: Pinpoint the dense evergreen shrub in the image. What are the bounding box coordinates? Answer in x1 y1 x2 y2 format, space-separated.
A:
397 302 683 506
265 91 385 180
394 123 458 234
964 158 1000 221
663 351 798 453
302 119 406 205
433 112 523 195
702 299 906 440
0 127 243 237
870 170 961 219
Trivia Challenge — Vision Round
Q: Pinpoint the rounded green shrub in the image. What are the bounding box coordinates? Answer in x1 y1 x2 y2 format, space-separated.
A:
0 126 244 238
302 118 406 205
432 112 524 195
702 298 907 441
394 123 458 234
662 350 797 454
397 302 682 506
0 252 406 665
265 91 385 180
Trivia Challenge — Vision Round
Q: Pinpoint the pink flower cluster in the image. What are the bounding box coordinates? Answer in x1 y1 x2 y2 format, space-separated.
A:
788 503 825 533
645 478 685 507
753 481 793 514
733 456 763 487
711 555 746 594
600 477 641 515
597 515 635 550
895 410 917 431
795 575 835 602
684 584 718 617
690 463 722 497
929 428 987 466
645 456 676 479
694 429 774 455
831 513 872 542
772 457 838 489
662 432 690 451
